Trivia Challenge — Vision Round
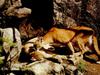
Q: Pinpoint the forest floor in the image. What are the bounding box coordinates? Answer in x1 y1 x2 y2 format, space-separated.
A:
82 60 100 75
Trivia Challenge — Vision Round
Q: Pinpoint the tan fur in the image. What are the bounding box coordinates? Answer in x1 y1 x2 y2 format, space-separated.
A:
23 26 100 57
42 26 100 56
43 27 75 44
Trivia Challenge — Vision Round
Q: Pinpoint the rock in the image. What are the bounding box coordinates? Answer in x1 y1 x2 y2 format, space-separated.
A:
53 0 97 28
19 21 44 39
0 0 5 8
53 0 81 27
0 28 22 68
5 7 32 18
22 59 66 75
87 0 96 19
2 0 31 18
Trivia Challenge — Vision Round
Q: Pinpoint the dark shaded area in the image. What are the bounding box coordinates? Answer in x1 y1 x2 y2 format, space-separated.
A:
55 47 72 55
19 48 32 63
46 58 61 63
0 11 23 29
83 51 97 63
0 70 35 75
96 0 100 22
0 0 54 30
96 0 100 38
77 0 99 37
22 0 54 30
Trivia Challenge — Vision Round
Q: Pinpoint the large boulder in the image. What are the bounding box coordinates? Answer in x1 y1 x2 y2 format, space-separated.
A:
0 28 22 68
1 0 31 18
22 59 66 75
53 0 82 26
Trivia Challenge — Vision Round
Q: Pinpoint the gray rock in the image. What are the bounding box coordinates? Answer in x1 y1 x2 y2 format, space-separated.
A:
22 59 66 75
0 28 22 66
2 0 31 18
53 0 82 27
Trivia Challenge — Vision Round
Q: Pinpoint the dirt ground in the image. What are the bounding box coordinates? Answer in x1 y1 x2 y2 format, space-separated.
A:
83 60 100 75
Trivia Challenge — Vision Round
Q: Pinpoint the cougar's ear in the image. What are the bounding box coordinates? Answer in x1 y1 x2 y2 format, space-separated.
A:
22 44 29 54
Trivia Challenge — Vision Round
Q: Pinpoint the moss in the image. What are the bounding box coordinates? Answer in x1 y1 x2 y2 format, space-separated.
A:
3 37 16 47
77 60 86 72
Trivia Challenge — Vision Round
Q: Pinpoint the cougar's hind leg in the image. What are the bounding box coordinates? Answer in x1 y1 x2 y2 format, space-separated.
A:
93 36 100 56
